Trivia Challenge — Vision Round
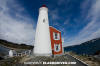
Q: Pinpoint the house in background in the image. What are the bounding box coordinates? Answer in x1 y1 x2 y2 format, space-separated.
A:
49 26 63 55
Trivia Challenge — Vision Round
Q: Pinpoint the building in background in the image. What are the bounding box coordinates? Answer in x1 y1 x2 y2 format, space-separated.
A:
50 26 63 55
9 49 16 57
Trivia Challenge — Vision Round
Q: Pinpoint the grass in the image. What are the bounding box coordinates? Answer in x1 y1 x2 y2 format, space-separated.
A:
0 56 23 66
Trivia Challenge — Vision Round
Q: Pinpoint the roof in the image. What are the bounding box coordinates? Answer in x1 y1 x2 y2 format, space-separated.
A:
49 26 61 32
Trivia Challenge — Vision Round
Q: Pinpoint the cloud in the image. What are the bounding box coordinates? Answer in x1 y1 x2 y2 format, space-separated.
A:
78 0 100 39
64 0 100 46
49 9 59 21
64 19 69 25
80 0 92 17
0 0 35 45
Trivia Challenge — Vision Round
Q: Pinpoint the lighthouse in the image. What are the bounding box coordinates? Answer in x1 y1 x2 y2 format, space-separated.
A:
33 5 52 56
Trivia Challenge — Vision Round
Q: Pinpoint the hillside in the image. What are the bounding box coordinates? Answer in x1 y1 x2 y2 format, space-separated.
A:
64 38 100 55
0 39 34 50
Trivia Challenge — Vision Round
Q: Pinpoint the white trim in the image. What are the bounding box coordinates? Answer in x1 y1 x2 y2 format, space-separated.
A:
53 32 60 40
54 44 61 52
57 33 60 40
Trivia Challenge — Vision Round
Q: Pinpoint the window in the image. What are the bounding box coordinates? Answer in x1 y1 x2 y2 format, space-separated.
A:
53 32 60 40
54 44 60 52
56 45 59 51
55 33 58 39
43 19 45 23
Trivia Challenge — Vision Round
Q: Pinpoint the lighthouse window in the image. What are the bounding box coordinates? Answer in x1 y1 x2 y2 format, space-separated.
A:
53 32 60 40
43 19 45 23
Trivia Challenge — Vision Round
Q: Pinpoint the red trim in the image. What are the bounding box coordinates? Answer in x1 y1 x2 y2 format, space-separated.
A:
42 4 47 7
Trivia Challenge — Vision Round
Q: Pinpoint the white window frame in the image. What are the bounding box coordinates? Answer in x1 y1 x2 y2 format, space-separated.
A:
53 32 60 40
54 44 61 52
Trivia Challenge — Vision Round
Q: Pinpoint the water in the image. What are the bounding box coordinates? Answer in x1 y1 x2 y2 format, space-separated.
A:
0 44 10 56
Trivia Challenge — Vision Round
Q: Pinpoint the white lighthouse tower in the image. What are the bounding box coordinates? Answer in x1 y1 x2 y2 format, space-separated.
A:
33 5 52 56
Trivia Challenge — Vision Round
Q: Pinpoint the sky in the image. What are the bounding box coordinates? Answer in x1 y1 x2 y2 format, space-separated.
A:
0 0 100 46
